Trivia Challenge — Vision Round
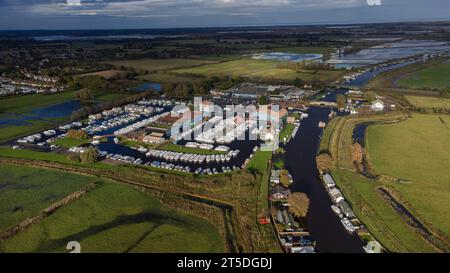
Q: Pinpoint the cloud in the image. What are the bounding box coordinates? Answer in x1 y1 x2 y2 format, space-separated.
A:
0 0 448 29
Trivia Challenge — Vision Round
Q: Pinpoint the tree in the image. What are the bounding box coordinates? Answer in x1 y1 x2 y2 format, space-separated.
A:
74 88 93 101
288 192 310 219
80 147 99 164
66 129 88 140
363 91 377 104
336 94 346 109
293 78 306 88
259 95 268 105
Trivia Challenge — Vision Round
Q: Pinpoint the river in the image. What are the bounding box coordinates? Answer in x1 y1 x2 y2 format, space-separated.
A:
281 61 416 252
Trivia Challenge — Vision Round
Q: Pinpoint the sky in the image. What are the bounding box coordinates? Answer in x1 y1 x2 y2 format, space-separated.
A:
0 0 449 30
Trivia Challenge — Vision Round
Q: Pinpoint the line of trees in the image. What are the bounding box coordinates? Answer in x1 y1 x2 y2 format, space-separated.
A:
70 90 156 121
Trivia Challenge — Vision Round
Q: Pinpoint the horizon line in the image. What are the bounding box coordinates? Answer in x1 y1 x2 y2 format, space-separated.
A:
1 18 449 32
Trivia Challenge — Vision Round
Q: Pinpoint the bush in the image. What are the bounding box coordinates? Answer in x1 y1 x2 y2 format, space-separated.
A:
80 147 99 164
66 129 88 140
67 154 80 163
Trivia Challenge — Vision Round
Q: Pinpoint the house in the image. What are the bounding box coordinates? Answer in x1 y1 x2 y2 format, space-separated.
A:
143 132 165 144
371 99 384 111
271 185 291 200
286 116 296 124
258 105 289 124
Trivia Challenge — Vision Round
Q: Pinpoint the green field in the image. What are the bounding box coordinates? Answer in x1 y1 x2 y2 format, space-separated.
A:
396 61 450 90
279 124 295 143
173 58 343 82
331 169 435 252
366 114 450 239
107 58 222 72
0 92 77 143
0 92 75 115
247 150 272 174
138 72 203 84
0 165 102 233
0 181 224 253
53 137 90 148
0 119 61 144
405 95 450 109
368 59 450 90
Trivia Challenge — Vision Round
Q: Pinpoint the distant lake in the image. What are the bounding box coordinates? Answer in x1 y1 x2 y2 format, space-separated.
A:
252 52 323 62
133 82 162 93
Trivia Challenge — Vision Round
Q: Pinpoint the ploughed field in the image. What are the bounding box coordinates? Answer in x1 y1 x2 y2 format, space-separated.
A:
366 114 450 240
0 167 223 253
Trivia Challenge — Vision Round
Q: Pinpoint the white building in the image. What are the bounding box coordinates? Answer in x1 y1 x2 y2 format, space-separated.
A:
371 99 384 111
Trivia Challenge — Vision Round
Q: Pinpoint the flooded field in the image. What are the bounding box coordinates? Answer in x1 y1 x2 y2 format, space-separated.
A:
328 40 450 68
0 100 82 127
252 52 323 62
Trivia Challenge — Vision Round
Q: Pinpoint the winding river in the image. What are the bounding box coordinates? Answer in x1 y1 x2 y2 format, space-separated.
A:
282 61 418 252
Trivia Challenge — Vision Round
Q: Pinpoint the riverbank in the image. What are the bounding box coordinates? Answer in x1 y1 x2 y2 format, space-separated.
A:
318 112 448 252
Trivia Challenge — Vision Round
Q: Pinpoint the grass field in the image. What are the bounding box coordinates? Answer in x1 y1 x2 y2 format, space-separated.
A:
77 70 123 79
0 181 224 253
331 169 435 252
0 92 77 143
279 124 295 143
107 58 222 72
138 72 203 84
0 119 60 143
368 59 450 90
0 165 102 234
0 92 75 114
247 150 272 174
396 61 450 90
405 95 450 109
53 137 90 148
366 114 450 239
173 58 343 82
